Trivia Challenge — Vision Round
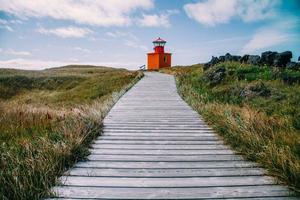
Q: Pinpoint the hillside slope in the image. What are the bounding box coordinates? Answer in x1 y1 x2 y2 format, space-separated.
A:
161 62 300 192
0 65 142 199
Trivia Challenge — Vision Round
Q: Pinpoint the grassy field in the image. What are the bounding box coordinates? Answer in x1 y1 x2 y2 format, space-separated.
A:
161 62 300 192
0 65 142 200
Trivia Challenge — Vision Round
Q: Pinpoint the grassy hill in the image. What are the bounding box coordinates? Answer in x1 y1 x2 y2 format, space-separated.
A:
161 62 300 192
0 65 142 199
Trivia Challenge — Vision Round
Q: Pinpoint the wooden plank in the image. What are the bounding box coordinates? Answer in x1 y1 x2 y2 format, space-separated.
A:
98 136 219 141
75 160 257 169
59 176 274 187
103 133 216 137
103 128 214 132
47 198 300 200
52 185 290 199
91 144 227 149
87 154 243 162
103 126 211 129
91 149 233 156
65 167 265 177
103 130 215 133
89 149 234 155
93 140 223 145
104 122 207 124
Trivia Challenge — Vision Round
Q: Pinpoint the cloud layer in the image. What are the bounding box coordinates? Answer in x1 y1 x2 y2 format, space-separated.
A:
184 0 280 26
137 10 178 27
0 0 154 26
36 26 92 38
241 18 299 53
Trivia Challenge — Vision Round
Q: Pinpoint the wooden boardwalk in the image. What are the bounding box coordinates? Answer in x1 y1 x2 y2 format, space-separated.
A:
52 72 297 199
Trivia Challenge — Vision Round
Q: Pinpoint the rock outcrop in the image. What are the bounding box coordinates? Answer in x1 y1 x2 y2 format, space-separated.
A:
273 51 292 67
204 50 297 70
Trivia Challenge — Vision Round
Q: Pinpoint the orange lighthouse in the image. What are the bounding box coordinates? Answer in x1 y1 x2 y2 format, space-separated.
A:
147 37 171 70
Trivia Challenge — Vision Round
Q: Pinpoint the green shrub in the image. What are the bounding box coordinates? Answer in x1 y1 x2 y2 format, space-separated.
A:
281 70 300 85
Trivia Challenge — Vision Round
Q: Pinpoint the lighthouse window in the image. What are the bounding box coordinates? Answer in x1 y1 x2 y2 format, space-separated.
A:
164 56 167 63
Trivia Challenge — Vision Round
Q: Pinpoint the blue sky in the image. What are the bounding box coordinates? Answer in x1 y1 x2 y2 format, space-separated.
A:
0 0 299 70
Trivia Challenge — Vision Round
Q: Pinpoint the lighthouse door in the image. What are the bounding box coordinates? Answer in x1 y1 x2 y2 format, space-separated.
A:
164 55 167 63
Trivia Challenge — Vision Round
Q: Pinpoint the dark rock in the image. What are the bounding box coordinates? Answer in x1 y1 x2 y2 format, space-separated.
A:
204 56 220 70
223 53 241 62
247 55 260 65
205 66 226 86
261 51 277 66
210 56 220 65
286 62 300 70
286 62 297 69
240 55 249 63
232 55 242 62
224 53 232 61
273 51 292 67
250 82 271 97
219 56 225 62
215 67 226 73
240 82 271 98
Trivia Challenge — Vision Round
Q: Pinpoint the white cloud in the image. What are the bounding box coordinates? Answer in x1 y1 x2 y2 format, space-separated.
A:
124 40 147 51
0 18 24 31
0 19 23 24
0 24 13 31
0 0 154 27
106 31 147 50
137 10 178 27
184 0 280 26
37 26 92 38
241 19 298 54
1 49 31 56
106 31 138 41
74 47 91 53
137 14 170 27
241 29 289 53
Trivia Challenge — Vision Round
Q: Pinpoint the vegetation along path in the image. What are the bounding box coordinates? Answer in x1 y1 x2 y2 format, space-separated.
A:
51 72 297 199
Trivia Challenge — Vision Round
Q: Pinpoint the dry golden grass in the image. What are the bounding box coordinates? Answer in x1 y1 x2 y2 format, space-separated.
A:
162 64 300 193
0 66 143 199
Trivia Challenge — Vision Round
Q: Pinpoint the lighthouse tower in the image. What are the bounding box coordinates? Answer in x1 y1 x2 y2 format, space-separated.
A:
147 37 171 70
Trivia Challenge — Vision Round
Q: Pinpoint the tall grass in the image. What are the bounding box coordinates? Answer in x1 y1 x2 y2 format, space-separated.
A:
162 63 300 192
0 66 143 199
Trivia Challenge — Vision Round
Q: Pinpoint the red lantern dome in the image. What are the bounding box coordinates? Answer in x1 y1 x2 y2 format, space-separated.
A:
153 37 166 53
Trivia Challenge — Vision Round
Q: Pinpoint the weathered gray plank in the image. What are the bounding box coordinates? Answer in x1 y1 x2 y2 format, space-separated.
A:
99 136 219 141
89 149 234 155
59 176 274 187
47 198 299 200
52 185 290 199
103 133 216 137
87 154 243 161
91 144 228 149
93 140 223 145
75 160 257 169
65 167 265 177
103 129 214 132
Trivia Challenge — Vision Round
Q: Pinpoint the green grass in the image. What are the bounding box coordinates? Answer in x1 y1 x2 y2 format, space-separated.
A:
161 62 300 192
0 65 143 199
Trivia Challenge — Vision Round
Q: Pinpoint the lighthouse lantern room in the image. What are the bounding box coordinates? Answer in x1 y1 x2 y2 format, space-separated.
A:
147 37 171 70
